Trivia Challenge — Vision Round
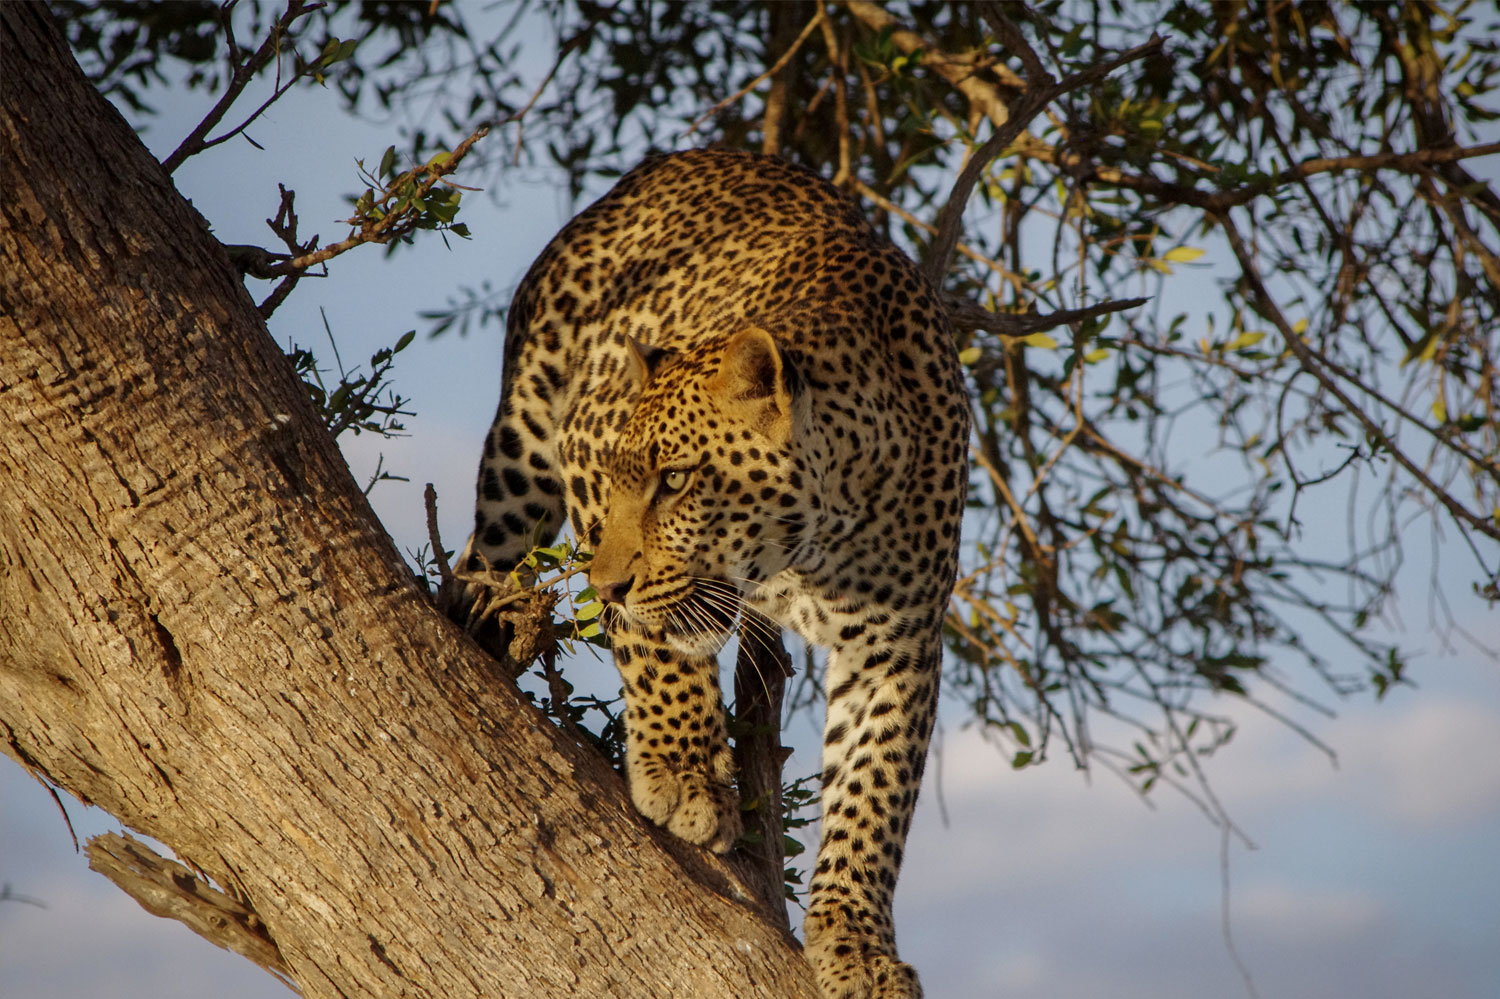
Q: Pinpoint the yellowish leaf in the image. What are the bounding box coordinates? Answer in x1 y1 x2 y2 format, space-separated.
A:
1226 330 1266 351
1163 246 1206 263
1022 333 1058 349
957 346 982 366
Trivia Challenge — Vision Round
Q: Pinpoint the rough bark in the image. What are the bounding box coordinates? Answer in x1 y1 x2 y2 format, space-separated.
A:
0 6 816 998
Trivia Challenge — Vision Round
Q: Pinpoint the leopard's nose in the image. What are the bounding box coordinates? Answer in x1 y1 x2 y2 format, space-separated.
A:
596 575 634 605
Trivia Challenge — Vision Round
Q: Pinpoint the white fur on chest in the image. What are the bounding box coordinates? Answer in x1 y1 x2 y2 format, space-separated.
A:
748 570 858 650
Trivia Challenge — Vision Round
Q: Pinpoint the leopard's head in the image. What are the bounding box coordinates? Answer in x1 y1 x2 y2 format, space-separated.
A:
590 327 810 654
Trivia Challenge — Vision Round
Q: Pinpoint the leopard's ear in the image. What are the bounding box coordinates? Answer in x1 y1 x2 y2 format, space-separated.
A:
623 336 669 387
709 327 793 444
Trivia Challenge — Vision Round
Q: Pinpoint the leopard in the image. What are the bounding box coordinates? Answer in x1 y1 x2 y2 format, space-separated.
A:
459 148 970 999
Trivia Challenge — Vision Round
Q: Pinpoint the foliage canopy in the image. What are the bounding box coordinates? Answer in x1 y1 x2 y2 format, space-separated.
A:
56 0 1500 798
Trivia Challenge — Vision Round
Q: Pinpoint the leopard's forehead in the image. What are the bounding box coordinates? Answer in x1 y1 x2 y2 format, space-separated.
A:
610 364 725 481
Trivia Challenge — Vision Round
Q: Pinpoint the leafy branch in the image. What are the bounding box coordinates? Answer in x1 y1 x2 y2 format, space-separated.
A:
285 317 415 441
273 125 490 276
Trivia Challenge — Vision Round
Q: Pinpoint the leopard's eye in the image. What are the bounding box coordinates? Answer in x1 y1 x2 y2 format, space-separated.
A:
660 468 690 494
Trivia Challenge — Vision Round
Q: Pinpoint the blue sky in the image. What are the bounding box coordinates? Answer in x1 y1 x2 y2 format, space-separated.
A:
3 10 1499 999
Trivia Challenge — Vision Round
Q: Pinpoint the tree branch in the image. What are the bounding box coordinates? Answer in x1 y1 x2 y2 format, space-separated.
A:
87 833 296 987
730 615 794 925
0 7 817 996
842 1 1022 126
1046 139 1500 213
945 294 1148 340
923 25 1164 284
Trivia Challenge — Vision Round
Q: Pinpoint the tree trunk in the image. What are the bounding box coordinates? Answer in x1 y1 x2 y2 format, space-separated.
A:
0 6 815 998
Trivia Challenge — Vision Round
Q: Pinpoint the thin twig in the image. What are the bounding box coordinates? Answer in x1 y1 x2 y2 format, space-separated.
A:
0 883 47 908
162 1 324 173
820 11 851 186
256 185 315 317
425 483 453 590
970 445 1042 557
684 7 825 139
510 26 594 165
1046 139 1500 213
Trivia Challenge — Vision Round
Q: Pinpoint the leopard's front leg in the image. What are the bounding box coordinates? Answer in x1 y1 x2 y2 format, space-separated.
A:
611 621 741 853
803 635 940 999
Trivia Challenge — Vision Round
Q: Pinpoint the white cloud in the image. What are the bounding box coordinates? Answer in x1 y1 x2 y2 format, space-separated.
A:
1235 879 1385 940
1354 699 1500 825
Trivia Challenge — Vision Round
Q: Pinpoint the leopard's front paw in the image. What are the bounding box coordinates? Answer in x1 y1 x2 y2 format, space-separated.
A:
804 911 922 999
628 759 741 854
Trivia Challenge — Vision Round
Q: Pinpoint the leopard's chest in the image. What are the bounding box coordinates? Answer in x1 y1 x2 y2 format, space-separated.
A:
749 569 870 649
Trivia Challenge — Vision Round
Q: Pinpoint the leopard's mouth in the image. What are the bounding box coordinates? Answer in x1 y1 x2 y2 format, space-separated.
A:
659 578 742 653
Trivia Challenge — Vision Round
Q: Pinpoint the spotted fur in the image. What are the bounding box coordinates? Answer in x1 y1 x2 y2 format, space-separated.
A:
464 149 969 999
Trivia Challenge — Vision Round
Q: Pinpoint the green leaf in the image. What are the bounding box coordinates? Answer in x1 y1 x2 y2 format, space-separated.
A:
1454 414 1486 432
1059 21 1086 55
575 600 605 621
